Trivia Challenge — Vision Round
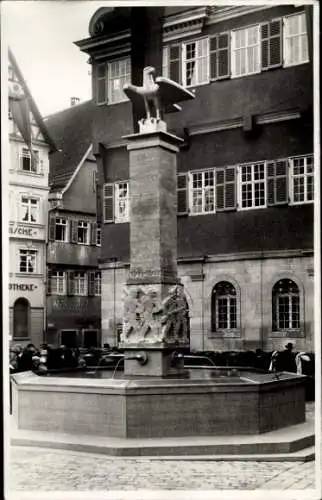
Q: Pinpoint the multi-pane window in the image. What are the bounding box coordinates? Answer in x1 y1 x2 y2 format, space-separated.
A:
182 39 209 87
96 224 102 246
108 58 131 104
212 281 237 331
94 272 101 296
20 148 39 173
20 195 39 223
239 162 266 209
96 58 131 105
189 170 215 215
115 182 130 222
55 218 68 241
290 155 314 204
231 25 261 77
272 279 300 330
284 12 309 67
19 249 37 273
51 271 66 295
77 221 89 244
73 272 88 296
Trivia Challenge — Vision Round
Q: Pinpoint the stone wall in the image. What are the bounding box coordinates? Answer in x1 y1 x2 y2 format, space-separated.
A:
101 253 314 352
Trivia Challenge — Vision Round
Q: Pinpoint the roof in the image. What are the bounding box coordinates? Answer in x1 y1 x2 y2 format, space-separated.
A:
8 48 58 153
44 100 96 191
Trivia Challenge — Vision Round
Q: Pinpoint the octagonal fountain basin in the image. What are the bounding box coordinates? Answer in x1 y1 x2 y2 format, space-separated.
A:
11 368 306 439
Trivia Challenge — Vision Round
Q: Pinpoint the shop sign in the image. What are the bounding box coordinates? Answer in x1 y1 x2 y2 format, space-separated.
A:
9 224 41 238
9 283 38 291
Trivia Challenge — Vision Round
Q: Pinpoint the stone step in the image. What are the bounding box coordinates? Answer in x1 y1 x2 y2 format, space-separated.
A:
11 419 315 459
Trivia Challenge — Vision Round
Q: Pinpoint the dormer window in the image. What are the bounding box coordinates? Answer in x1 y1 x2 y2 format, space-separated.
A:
95 58 131 105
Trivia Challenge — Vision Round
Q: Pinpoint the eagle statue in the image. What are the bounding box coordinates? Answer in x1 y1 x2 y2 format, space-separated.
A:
123 66 195 124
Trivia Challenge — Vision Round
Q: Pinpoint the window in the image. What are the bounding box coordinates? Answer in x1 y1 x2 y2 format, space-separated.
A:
239 162 266 209
189 170 215 215
55 218 68 241
96 58 131 105
73 272 88 296
13 298 30 339
284 12 309 67
96 224 101 246
20 148 39 173
182 38 209 87
51 271 66 295
115 182 130 222
212 282 237 331
290 155 314 204
94 272 101 296
19 249 37 273
231 25 260 77
272 279 300 330
108 58 131 104
77 221 89 244
20 195 39 223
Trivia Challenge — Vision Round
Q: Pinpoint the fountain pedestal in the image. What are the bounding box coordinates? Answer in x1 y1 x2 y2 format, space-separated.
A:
120 126 190 378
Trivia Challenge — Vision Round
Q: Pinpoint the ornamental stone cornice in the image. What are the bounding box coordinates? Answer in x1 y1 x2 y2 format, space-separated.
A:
162 7 210 43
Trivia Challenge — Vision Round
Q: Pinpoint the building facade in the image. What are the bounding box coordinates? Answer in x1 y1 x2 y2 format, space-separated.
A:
8 49 57 348
45 101 102 349
76 5 315 352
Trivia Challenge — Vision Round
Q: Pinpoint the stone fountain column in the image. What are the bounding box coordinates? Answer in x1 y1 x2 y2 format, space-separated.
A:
119 121 190 377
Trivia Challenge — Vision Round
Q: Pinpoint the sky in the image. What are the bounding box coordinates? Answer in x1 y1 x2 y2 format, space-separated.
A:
2 1 110 116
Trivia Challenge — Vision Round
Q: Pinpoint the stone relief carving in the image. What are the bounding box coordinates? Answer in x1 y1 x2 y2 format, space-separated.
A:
121 285 190 345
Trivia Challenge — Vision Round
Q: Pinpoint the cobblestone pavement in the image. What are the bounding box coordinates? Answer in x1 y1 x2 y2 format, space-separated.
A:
9 403 316 492
9 446 315 491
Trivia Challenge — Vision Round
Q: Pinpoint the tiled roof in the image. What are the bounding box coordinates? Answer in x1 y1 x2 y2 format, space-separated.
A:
45 100 96 190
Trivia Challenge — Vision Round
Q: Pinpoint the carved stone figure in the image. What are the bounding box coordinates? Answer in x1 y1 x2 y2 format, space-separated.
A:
159 285 190 344
123 66 195 126
121 285 190 346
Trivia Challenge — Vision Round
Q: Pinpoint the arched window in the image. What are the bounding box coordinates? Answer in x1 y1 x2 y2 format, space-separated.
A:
13 298 30 339
212 281 237 331
272 279 300 330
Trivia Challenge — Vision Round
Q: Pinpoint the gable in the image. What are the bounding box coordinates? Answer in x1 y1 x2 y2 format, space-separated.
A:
8 49 57 152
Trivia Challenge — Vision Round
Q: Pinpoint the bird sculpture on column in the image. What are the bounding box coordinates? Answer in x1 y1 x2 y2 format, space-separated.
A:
123 65 195 129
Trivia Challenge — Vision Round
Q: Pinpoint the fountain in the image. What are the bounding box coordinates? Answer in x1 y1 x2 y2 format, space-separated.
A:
11 68 312 457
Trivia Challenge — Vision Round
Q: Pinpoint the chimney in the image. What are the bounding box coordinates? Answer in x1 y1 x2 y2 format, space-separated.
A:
70 97 80 107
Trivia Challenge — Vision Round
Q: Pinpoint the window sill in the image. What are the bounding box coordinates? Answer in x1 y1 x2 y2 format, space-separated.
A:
230 70 261 80
17 222 43 228
289 200 314 206
283 60 310 69
18 170 44 177
12 337 30 341
270 329 304 338
15 273 43 278
209 329 241 338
